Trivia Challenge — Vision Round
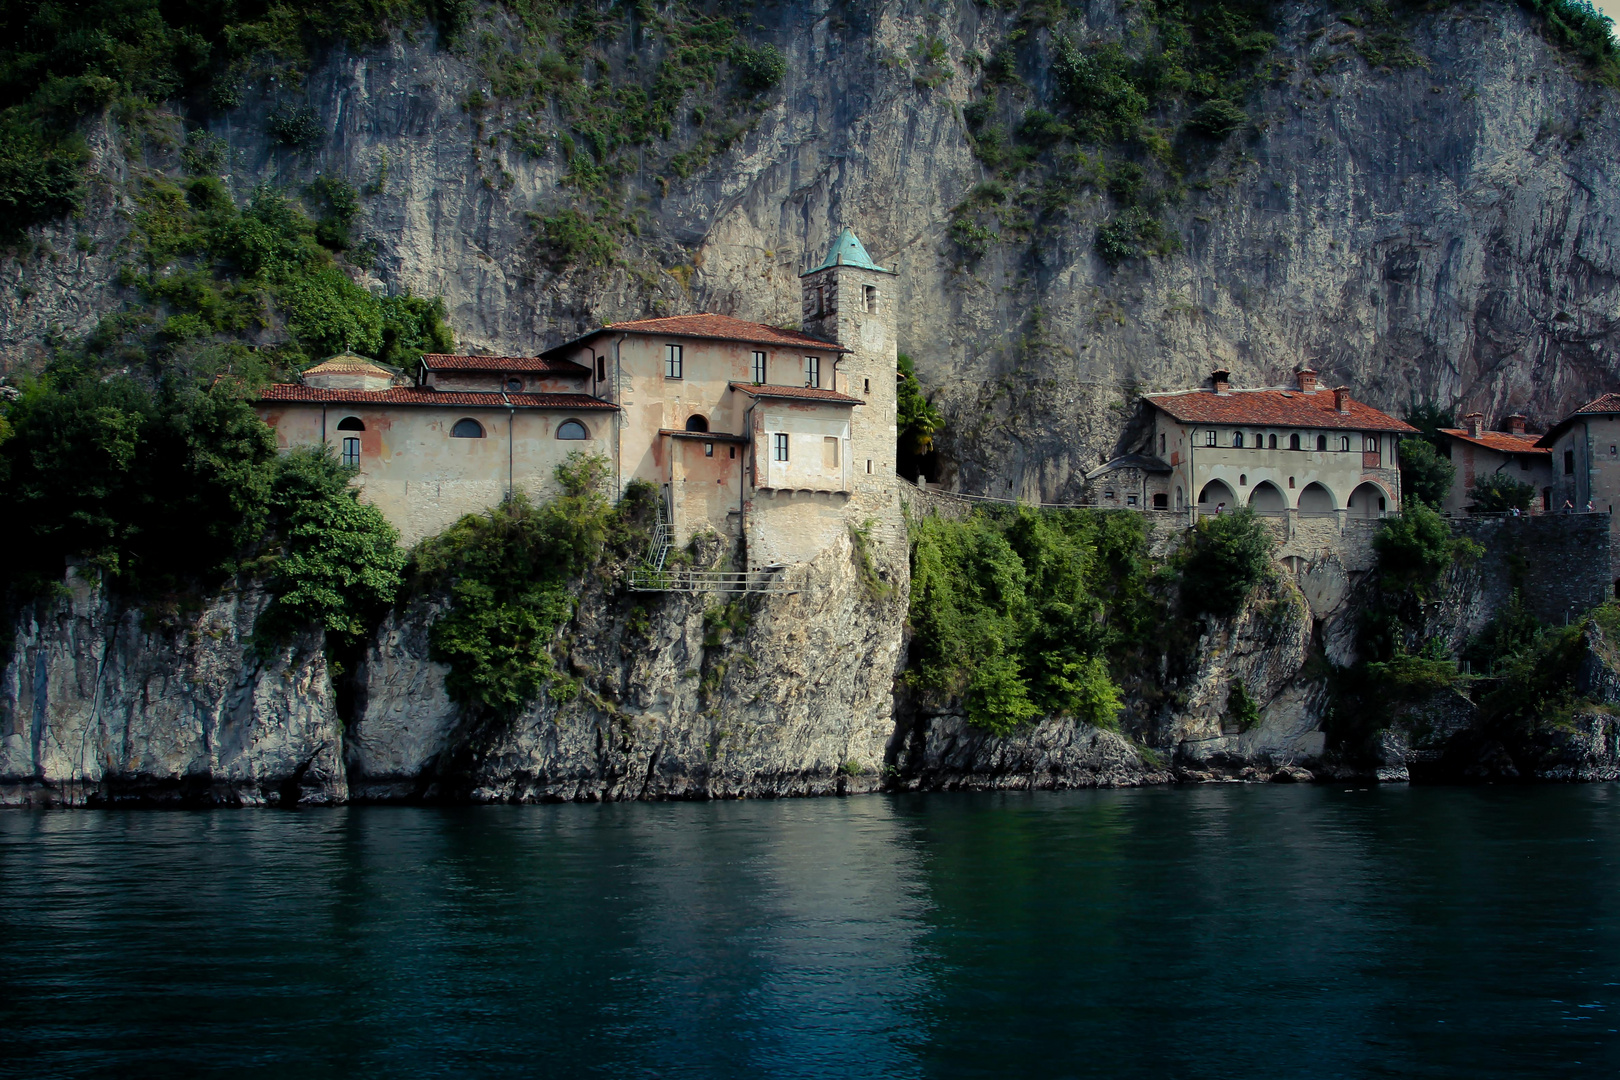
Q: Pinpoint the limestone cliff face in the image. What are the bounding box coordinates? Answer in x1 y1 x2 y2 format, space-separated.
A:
348 531 910 801
0 575 346 806
6 1 1617 500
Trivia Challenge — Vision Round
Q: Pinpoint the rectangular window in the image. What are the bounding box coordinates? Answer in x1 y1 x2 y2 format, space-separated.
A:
1126 494 1138 507
665 344 683 379
704 442 714 457
864 285 878 313
1205 429 1217 447
774 433 789 461
805 355 820 388
867 459 873 474
864 378 870 395
1159 433 1166 454
341 437 360 468
1566 449 1575 475
823 436 839 468
597 356 606 381
752 351 766 384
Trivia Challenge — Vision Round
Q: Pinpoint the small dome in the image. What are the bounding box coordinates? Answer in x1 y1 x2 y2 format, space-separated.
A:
300 354 396 391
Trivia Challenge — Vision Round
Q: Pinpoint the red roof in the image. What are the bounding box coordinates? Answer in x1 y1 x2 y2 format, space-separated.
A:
1439 428 1550 456
257 386 616 409
1574 393 1620 416
543 313 847 356
1144 388 1416 433
1537 392 1620 446
728 382 864 405
421 354 590 375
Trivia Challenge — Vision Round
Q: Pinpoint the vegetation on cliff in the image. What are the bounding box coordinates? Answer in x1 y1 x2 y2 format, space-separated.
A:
411 454 655 716
909 506 1155 733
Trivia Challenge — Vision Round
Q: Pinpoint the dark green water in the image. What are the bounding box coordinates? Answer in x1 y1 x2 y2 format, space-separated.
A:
3 786 1620 1077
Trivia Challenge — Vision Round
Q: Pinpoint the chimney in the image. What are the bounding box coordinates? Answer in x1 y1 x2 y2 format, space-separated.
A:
1505 413 1527 434
1210 369 1231 394
1295 368 1318 393
1464 412 1484 437
1333 386 1350 413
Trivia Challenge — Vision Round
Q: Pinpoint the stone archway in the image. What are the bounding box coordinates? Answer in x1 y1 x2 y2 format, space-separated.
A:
1298 481 1336 515
1348 481 1389 518
1198 479 1238 515
1249 480 1287 515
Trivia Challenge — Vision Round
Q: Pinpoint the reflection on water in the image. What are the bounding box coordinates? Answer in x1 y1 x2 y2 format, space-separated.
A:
3 787 1620 1077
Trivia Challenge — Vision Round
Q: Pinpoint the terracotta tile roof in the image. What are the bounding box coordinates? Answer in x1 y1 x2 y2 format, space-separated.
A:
421 353 590 375
1144 388 1417 433
659 428 751 443
728 382 864 405
1575 393 1620 416
257 385 616 409
543 313 847 356
1538 392 1620 446
302 355 395 377
1439 428 1551 456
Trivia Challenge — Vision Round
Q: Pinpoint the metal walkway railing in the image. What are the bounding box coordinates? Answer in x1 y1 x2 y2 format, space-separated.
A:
624 499 794 594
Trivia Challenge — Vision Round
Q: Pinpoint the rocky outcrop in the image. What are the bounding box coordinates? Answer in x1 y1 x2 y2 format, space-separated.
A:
348 529 909 801
0 573 346 806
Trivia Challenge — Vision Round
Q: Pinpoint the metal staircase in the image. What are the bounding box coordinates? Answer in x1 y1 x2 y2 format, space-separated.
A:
626 494 793 594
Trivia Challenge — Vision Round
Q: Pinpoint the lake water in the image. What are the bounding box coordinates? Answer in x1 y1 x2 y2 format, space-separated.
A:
4 786 1620 1077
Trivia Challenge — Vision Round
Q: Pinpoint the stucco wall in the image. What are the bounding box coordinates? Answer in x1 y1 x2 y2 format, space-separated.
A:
258 403 613 545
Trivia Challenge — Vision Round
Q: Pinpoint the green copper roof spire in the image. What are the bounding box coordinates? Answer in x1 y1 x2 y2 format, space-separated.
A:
803 228 895 275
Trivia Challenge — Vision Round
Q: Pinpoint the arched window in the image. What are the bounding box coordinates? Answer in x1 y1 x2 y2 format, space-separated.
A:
1289 433 1301 451
1316 434 1327 452
685 414 709 433
1232 431 1244 448
1268 434 1277 449
1340 436 1351 452
557 420 588 440
337 416 365 431
451 418 485 438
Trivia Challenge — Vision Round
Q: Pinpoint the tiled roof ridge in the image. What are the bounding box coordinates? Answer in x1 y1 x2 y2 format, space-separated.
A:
1143 385 1417 433
422 353 590 373
544 313 848 355
727 381 864 404
258 385 617 408
1441 428 1552 453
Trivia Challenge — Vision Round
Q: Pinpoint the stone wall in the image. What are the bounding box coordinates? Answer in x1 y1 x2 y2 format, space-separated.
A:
1452 512 1613 625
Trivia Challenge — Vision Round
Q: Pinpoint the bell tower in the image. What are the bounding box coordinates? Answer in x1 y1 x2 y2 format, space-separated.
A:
800 228 898 496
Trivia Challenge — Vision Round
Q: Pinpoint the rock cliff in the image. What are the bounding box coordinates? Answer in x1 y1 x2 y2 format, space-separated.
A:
7 0 1618 496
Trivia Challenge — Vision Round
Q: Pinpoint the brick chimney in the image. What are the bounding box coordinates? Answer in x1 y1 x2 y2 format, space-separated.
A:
1211 369 1231 394
1464 412 1484 437
1296 368 1318 393
1505 413 1527 434
1333 386 1350 413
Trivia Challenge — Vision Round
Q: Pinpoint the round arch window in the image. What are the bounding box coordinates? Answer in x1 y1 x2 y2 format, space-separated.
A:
336 416 365 431
557 420 589 440
451 418 485 438
685 414 709 433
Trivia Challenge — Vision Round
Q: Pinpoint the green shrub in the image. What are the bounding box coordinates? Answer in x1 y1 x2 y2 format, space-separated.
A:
267 104 323 152
1176 507 1273 619
1185 99 1248 137
1470 471 1536 513
1397 436 1455 508
413 453 645 716
259 447 405 645
1096 208 1176 264
1372 501 1482 598
533 208 617 270
1226 678 1261 731
908 507 1155 734
0 114 86 238
733 42 786 91
897 354 943 456
0 372 278 594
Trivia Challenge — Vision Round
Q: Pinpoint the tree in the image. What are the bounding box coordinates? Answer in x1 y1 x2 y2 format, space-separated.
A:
1177 507 1273 619
1398 436 1456 508
1372 501 1481 597
1470 471 1535 512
